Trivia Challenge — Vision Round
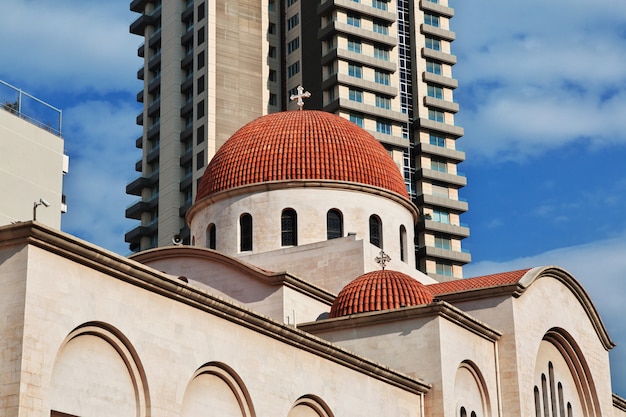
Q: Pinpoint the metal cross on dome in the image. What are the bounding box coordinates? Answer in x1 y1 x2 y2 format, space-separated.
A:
290 85 311 110
375 250 391 270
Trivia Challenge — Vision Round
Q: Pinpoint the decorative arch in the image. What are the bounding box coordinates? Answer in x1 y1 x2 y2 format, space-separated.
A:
533 327 601 417
326 209 343 240
181 362 255 417
454 360 491 417
50 322 150 417
287 394 334 417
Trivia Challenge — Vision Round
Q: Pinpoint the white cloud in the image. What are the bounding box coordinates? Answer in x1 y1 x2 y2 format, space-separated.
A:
0 1 139 95
465 233 626 395
454 0 626 160
61 99 142 254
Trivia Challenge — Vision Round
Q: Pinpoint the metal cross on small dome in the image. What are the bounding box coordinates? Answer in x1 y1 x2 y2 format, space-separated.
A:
290 85 311 110
375 250 391 270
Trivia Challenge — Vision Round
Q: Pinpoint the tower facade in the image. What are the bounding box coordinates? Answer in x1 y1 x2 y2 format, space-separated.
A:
126 0 469 280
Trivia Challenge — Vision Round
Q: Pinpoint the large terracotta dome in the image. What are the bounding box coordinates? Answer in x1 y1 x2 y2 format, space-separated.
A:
329 270 434 318
196 111 409 201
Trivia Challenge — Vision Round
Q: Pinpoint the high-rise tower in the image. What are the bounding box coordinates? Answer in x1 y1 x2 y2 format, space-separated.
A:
126 0 469 281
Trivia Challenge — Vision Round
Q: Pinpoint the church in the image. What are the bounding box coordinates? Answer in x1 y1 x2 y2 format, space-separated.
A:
1 109 624 417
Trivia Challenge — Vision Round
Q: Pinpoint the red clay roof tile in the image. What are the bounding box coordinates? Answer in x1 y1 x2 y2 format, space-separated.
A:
330 270 434 318
427 268 531 295
196 111 409 201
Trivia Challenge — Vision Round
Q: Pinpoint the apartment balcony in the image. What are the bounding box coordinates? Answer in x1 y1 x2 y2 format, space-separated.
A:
179 201 192 217
318 0 396 22
324 98 407 124
318 21 397 47
147 100 160 117
420 24 456 42
181 53 193 69
369 131 409 148
179 176 193 193
130 10 160 35
423 96 459 113
179 151 193 166
130 0 156 13
137 66 144 81
138 43 145 58
418 246 471 264
181 29 194 46
417 219 470 238
416 142 465 162
322 72 398 97
135 135 143 149
180 77 193 93
181 3 194 21
146 146 159 164
423 72 458 89
417 117 464 138
125 201 150 220
415 193 469 213
421 48 457 65
136 112 144 126
180 126 193 141
125 221 158 245
420 0 454 18
148 30 161 48
148 76 160 93
148 53 161 71
322 48 396 73
126 176 150 196
136 89 144 103
147 123 160 141
418 168 467 187
135 159 143 172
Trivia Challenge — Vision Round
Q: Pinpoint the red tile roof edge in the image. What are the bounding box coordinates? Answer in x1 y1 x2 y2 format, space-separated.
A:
427 268 532 295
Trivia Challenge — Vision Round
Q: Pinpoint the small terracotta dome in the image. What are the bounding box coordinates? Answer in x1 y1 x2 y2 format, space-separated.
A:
329 270 434 318
196 110 408 201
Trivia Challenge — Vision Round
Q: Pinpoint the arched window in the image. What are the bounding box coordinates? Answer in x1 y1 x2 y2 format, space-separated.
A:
326 209 343 240
369 215 382 248
240 213 253 252
206 223 216 249
399 225 407 262
281 209 298 246
460 407 467 417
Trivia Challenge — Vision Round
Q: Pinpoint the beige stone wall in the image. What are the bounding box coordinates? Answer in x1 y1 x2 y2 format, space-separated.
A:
1 230 425 417
0 110 65 228
189 186 417 267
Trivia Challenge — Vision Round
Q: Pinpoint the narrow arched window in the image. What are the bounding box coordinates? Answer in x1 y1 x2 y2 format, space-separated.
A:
534 386 542 417
369 215 382 248
460 407 467 417
399 225 407 262
470 412 476 417
541 374 549 417
240 213 253 251
549 362 557 417
558 382 565 417
327 209 343 240
281 209 298 246
206 223 216 249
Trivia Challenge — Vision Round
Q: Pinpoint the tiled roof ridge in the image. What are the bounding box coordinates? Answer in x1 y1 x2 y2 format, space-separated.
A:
427 268 532 295
197 111 409 201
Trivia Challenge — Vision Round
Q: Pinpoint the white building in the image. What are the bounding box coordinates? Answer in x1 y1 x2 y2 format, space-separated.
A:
1 110 623 417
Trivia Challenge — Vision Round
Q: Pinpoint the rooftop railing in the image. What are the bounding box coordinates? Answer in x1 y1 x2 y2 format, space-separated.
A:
0 80 62 137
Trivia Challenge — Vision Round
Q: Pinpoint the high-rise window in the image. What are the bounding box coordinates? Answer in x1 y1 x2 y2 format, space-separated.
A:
376 120 391 134
372 0 387 10
424 13 439 27
435 235 451 250
374 46 389 61
427 85 443 99
429 134 445 147
287 37 300 54
348 38 362 53
376 96 391 109
349 89 363 103
287 61 300 78
350 114 364 127
375 70 390 85
426 60 442 75
425 36 441 51
436 261 453 276
432 209 450 224
428 109 445 122
347 14 361 27
431 158 447 173
348 64 362 78
373 21 388 34
287 14 299 30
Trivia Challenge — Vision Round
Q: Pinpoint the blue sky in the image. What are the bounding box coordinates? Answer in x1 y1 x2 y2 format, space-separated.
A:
1 0 626 396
